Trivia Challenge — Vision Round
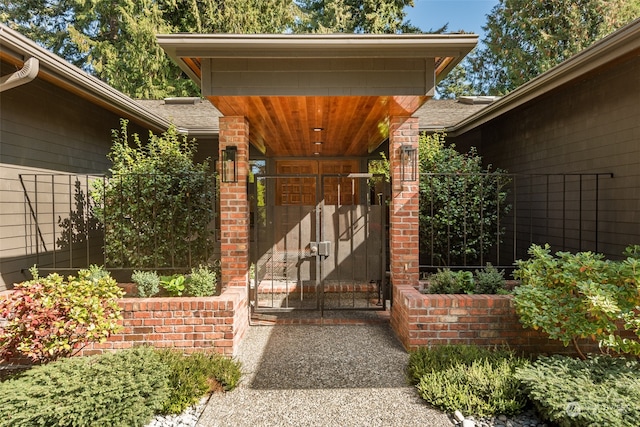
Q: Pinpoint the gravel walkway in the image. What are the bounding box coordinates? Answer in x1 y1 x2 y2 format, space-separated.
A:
196 322 454 427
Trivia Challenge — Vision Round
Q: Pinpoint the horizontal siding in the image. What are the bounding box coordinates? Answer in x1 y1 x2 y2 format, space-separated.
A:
454 55 640 259
0 72 153 291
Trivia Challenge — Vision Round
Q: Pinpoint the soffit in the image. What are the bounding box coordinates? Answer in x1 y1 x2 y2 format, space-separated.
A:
158 34 477 157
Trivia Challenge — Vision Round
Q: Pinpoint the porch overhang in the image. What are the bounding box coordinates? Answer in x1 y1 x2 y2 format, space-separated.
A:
157 34 477 157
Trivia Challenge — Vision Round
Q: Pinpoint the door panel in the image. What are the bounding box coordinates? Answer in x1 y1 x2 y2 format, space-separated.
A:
252 169 387 314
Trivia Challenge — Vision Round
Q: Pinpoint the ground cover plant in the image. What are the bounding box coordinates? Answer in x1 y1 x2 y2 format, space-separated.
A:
158 349 242 414
408 345 529 417
516 355 640 427
0 266 123 363
0 346 170 427
513 244 640 358
422 264 508 294
0 346 242 426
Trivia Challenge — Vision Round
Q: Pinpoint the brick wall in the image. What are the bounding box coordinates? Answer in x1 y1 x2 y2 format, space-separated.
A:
389 117 420 287
218 116 250 289
79 287 248 357
390 284 600 356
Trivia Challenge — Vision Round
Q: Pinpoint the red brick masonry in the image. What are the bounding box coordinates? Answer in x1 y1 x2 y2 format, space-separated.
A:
390 284 601 356
79 287 248 357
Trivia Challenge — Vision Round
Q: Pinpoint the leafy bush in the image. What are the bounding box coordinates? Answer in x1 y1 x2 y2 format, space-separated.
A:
157 349 242 414
132 270 161 297
474 263 507 294
513 244 640 357
410 345 529 416
419 132 511 266
91 120 215 268
0 267 124 363
186 263 219 297
161 274 186 296
516 355 640 427
0 346 170 427
424 269 475 294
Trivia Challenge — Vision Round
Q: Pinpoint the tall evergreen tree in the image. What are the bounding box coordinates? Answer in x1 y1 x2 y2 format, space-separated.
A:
1 0 430 97
468 0 640 95
296 0 419 33
1 0 296 98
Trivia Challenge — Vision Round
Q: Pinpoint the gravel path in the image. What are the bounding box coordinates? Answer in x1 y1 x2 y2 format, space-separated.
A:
196 323 454 427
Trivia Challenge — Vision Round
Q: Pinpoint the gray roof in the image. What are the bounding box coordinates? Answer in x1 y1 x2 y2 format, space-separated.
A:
135 97 491 136
414 99 493 130
134 98 221 136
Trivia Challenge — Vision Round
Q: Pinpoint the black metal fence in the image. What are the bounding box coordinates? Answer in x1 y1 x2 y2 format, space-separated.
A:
20 171 613 278
419 172 613 274
19 173 219 275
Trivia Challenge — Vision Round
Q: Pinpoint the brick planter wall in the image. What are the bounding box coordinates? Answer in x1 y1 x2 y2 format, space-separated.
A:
79 286 248 357
390 284 600 356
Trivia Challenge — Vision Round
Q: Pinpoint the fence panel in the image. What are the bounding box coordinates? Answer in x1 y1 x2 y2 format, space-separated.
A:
19 173 219 274
419 172 613 273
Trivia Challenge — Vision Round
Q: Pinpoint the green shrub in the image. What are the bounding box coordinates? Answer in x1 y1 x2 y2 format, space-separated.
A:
160 274 186 296
410 345 529 417
516 355 640 427
0 267 124 363
157 349 242 414
186 263 219 297
408 344 518 385
91 120 215 268
419 132 511 266
0 346 170 427
132 270 161 297
514 244 640 357
474 263 507 294
424 269 475 294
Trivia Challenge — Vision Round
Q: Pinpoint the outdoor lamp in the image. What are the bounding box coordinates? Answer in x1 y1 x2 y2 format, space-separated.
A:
222 146 238 183
400 145 418 181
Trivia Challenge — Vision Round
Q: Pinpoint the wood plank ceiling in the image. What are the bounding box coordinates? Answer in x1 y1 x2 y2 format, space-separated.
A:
209 94 428 157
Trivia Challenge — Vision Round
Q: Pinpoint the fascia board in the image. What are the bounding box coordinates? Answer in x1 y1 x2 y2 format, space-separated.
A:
156 33 478 60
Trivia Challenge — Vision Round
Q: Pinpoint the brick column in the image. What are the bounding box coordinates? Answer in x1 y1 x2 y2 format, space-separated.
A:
219 116 250 289
389 117 419 288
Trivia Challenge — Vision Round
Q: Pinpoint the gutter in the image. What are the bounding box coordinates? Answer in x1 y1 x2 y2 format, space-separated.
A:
0 24 171 133
0 57 38 92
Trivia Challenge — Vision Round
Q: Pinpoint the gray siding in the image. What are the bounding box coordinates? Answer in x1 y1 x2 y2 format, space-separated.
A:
202 57 435 96
0 70 150 290
453 56 640 259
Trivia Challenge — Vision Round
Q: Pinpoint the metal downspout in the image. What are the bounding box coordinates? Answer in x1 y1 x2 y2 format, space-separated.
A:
0 57 39 92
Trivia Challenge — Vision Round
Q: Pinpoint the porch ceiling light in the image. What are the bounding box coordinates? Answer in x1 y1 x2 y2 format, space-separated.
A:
314 141 323 145
400 145 418 182
312 127 324 132
222 146 238 183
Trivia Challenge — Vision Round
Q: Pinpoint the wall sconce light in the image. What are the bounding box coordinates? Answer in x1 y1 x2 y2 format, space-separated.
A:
221 146 237 183
400 145 418 182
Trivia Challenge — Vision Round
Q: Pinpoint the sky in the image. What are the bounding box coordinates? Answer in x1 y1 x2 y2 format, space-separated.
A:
404 0 499 37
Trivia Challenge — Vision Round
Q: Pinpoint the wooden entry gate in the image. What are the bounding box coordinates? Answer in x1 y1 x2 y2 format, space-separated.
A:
250 167 387 315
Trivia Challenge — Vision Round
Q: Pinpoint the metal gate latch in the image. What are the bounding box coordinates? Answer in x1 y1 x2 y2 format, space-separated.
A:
309 241 331 257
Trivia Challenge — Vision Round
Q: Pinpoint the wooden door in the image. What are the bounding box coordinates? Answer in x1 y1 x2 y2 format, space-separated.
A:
275 160 317 206
275 160 360 206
